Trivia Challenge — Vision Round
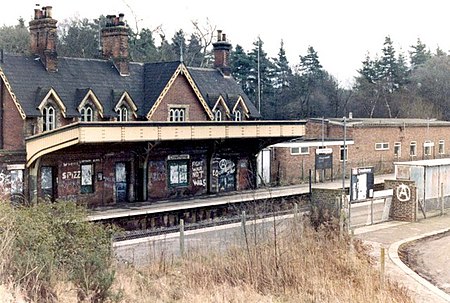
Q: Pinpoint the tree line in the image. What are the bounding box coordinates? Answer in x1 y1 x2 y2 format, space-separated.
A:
1 17 449 120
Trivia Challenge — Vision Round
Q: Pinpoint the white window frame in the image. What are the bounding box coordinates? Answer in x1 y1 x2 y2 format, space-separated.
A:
80 106 93 122
394 142 401 158
375 142 389 150
439 140 445 155
169 108 186 122
410 141 417 157
118 106 128 121
340 145 348 162
214 110 222 121
290 146 309 155
424 140 433 156
233 110 242 121
43 105 55 131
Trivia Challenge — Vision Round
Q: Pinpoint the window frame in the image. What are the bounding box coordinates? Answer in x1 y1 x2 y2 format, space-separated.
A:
214 110 222 121
80 105 93 122
233 110 242 121
340 145 348 162
439 140 445 155
410 141 417 157
394 142 401 158
43 105 56 131
169 108 186 122
80 163 94 194
167 159 189 187
118 106 128 122
424 140 433 156
375 142 389 150
290 146 309 155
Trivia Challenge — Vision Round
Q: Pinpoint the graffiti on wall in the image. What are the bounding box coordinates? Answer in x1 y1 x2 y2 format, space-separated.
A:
191 160 206 187
149 161 166 185
0 170 11 195
211 158 236 192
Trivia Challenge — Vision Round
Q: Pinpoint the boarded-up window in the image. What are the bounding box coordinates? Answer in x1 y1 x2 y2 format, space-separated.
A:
81 163 94 193
168 160 188 187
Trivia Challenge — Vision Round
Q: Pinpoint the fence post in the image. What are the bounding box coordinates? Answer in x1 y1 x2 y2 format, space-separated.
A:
380 247 385 288
371 198 374 225
179 219 185 257
241 210 247 234
441 183 444 216
293 202 298 220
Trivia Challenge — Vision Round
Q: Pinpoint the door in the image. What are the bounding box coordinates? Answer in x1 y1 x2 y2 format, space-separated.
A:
257 149 271 187
115 162 128 203
41 166 56 201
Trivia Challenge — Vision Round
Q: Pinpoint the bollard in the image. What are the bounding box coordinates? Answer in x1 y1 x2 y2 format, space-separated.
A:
180 219 185 257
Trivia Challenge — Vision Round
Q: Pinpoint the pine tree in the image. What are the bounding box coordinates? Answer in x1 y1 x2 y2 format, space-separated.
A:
230 44 252 93
409 38 431 70
129 28 158 62
273 40 292 89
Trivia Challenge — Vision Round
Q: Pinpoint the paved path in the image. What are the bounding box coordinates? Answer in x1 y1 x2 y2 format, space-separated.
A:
355 215 450 302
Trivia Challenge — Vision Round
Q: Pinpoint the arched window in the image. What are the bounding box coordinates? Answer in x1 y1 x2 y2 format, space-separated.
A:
43 105 55 131
169 108 186 122
233 110 242 121
80 106 93 122
215 110 222 121
118 106 128 121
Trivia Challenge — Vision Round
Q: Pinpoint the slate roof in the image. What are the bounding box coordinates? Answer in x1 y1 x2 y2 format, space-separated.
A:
0 53 260 119
188 67 261 119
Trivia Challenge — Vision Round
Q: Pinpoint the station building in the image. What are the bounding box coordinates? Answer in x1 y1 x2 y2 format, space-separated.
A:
269 117 450 185
0 6 304 206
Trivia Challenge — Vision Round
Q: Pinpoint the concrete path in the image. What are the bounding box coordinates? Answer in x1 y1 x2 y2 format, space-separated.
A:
355 215 450 302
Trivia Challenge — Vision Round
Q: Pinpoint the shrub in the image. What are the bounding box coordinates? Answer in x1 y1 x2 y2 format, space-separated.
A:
0 200 117 302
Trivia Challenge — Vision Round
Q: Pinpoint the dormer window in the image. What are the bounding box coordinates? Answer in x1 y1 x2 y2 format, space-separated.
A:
80 106 93 122
118 106 128 121
43 105 55 131
233 110 242 121
169 107 186 122
214 110 222 121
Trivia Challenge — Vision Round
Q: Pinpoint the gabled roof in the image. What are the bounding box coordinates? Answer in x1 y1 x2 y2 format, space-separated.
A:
0 53 260 120
188 67 261 119
0 54 144 118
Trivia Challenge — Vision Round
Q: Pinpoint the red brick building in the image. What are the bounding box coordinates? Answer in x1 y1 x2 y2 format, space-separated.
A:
0 6 304 206
269 117 450 185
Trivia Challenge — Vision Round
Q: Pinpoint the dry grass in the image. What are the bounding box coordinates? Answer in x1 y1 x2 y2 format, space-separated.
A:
112 218 413 303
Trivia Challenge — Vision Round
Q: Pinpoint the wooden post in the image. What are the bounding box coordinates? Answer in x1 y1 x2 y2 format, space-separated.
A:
293 202 298 220
241 211 247 234
179 219 185 257
441 183 444 216
371 198 374 225
380 247 385 288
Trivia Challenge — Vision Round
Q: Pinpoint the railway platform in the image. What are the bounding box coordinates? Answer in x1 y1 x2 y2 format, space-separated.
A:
88 173 394 221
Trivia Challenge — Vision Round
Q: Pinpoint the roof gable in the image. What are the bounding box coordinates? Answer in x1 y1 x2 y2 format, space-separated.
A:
114 90 138 117
37 87 67 117
146 63 214 120
212 95 231 115
76 88 104 118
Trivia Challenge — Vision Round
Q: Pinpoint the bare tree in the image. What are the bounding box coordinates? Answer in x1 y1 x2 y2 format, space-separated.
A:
191 19 216 67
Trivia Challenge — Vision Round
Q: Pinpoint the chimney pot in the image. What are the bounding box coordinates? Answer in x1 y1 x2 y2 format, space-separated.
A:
118 13 125 25
217 30 222 42
222 33 226 41
45 6 53 18
34 8 41 19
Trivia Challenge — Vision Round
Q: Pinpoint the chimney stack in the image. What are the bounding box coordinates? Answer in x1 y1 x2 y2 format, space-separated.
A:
212 30 232 77
29 6 58 72
101 13 130 76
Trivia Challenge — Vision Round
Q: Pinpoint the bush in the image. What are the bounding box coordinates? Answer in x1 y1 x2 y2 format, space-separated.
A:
0 200 117 302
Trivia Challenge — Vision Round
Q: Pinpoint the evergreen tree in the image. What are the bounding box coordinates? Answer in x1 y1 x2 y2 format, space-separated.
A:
409 38 431 69
273 40 292 89
129 27 158 62
230 44 252 93
171 29 187 61
58 17 100 58
0 18 29 54
186 33 203 66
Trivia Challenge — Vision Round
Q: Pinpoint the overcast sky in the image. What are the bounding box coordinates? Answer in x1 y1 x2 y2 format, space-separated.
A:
3 0 450 87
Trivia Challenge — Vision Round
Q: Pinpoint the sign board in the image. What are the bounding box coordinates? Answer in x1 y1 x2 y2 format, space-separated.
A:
316 148 333 155
315 153 333 170
350 166 374 201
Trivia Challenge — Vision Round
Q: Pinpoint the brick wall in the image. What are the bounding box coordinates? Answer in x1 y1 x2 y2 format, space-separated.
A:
385 179 417 222
2 91 25 150
151 74 210 121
